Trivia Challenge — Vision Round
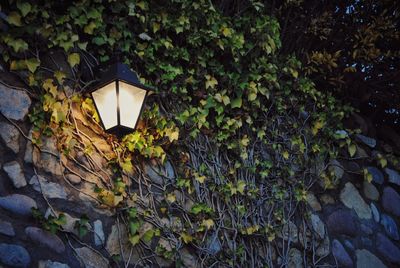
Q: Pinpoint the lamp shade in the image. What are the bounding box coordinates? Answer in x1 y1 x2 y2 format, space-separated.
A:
89 63 150 136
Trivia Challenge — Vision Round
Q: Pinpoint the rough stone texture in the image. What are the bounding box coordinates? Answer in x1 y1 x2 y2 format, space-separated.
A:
279 221 299 243
29 175 67 199
3 161 27 188
25 227 65 254
332 239 353 267
311 214 325 239
363 181 380 201
371 203 380 222
316 236 330 257
0 84 31 120
38 260 70 268
329 159 344 179
65 174 81 184
306 193 321 211
326 209 359 236
0 243 31 268
0 194 37 216
206 232 222 255
0 122 20 153
33 136 64 176
380 214 399 240
288 248 303 268
376 232 400 264
385 168 400 186
356 249 387 268
367 166 384 184
106 223 130 257
356 134 377 148
76 247 109 268
93 220 105 246
382 187 400 216
0 220 15 236
340 182 371 219
24 128 34 164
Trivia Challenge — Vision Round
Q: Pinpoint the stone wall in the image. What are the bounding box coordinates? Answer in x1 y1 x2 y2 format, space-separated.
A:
1 76 400 268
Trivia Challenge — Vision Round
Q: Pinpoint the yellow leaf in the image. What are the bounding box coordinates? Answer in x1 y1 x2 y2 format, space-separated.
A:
42 79 58 97
195 173 206 183
221 27 232 37
282 151 289 160
84 21 97 34
348 144 357 157
166 193 176 203
312 120 325 135
237 180 246 194
202 219 214 230
68 53 80 68
152 22 160 33
205 75 218 89
181 232 193 244
25 58 40 73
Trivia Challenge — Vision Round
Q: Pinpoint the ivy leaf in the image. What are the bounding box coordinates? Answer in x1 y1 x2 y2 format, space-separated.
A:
201 219 214 230
181 232 193 244
7 11 22 26
195 173 206 183
231 97 242 109
312 120 324 135
282 151 289 160
84 21 97 34
128 234 140 246
7 38 28 53
25 58 40 73
17 2 32 17
68 53 80 68
348 144 357 157
10 60 26 71
205 75 218 89
165 127 179 142
54 71 66 84
237 180 246 194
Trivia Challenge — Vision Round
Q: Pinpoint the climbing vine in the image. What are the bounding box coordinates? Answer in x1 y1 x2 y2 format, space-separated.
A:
3 0 394 267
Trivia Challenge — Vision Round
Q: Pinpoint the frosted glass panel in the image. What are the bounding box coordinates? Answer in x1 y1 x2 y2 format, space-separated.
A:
92 81 118 130
119 81 146 129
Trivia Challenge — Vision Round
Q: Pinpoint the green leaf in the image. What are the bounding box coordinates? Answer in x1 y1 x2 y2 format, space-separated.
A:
84 21 97 34
7 11 22 26
348 144 357 157
68 53 80 68
25 58 40 73
17 2 31 17
231 97 242 109
7 38 28 53
129 234 140 246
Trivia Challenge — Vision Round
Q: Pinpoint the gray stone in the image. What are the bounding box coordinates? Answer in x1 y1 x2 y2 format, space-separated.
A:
340 182 371 219
371 203 380 222
180 248 197 268
361 223 373 235
332 239 353 267
206 232 222 255
93 220 105 246
66 174 81 184
316 235 330 257
326 209 359 236
356 249 387 268
310 214 325 239
24 128 33 164
38 260 70 268
0 194 37 216
3 161 27 188
344 240 355 252
164 160 175 179
0 84 31 120
320 194 335 205
380 214 399 240
29 175 67 199
76 247 109 268
367 166 384 184
329 159 344 179
33 136 64 176
382 187 400 216
288 248 303 268
363 181 379 201
376 232 400 264
144 163 164 185
106 223 130 257
0 122 20 153
306 193 321 211
279 221 299 243
0 243 31 267
356 134 376 148
25 227 65 254
385 168 400 186
0 220 15 236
